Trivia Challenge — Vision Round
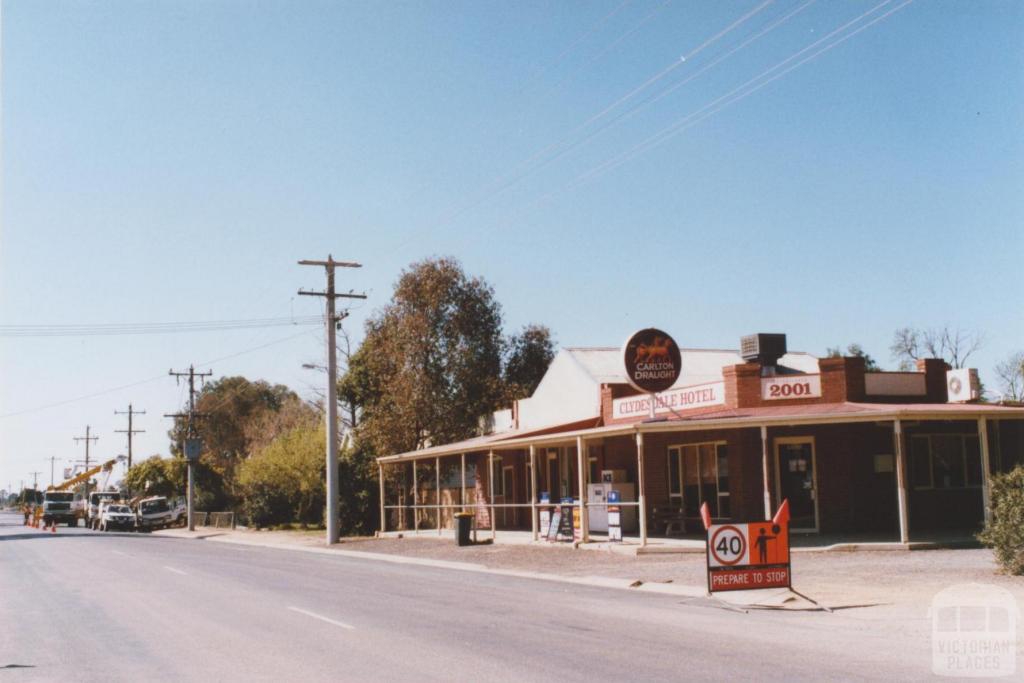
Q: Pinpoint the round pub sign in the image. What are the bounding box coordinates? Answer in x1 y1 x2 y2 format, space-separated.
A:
622 328 682 393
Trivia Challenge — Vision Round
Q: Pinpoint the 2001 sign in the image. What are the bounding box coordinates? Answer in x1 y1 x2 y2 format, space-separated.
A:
762 376 822 401
768 382 812 398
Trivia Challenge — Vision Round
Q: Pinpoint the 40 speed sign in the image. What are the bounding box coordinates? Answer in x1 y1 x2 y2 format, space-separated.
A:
705 503 792 594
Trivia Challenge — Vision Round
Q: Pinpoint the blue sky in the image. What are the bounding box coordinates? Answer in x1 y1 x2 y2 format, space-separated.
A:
2 0 1022 491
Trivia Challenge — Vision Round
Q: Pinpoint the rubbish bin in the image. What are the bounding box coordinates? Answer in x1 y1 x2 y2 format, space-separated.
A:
455 512 474 546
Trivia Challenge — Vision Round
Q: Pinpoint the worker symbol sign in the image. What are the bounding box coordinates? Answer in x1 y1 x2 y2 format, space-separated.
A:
705 501 792 593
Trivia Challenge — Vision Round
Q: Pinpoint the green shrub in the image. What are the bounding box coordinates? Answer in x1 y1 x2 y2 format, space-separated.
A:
237 422 325 529
978 465 1024 575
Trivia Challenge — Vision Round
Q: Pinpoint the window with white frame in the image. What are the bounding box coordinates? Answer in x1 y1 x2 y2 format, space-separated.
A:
910 434 982 490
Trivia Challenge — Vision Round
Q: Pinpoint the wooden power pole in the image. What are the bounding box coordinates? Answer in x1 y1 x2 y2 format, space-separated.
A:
166 366 211 532
298 255 366 545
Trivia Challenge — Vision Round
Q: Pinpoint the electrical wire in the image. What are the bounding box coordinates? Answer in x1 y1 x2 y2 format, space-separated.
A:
494 0 912 226
0 329 315 419
419 0 777 237
0 315 324 338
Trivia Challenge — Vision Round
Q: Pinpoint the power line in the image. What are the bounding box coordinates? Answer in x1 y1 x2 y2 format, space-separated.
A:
420 0 777 236
0 328 314 420
495 0 912 226
0 315 323 338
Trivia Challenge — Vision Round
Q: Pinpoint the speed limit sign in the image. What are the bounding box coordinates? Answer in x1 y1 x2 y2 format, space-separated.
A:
708 525 748 567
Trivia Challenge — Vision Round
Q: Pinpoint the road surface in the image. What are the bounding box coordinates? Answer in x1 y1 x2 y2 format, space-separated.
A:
0 511 937 681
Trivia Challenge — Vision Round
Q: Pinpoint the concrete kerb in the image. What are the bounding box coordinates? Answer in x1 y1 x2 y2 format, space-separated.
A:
155 528 711 599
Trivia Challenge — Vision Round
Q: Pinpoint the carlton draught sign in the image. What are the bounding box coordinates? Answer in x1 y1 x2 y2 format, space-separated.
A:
622 328 682 394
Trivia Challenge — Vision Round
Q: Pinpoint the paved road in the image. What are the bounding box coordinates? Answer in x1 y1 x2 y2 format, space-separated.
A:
0 511 937 682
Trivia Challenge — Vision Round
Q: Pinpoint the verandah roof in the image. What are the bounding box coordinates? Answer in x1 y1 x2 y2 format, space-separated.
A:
376 402 1024 465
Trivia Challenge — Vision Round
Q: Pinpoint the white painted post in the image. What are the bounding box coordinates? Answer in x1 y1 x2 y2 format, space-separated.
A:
978 417 992 525
436 456 442 536
378 463 386 535
413 459 419 534
529 444 538 542
636 431 647 547
489 450 496 540
760 425 771 520
893 420 909 544
460 453 466 512
576 436 588 543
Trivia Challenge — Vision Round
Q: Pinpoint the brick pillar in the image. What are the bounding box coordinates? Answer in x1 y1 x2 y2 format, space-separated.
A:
819 356 866 402
723 363 761 408
917 358 950 403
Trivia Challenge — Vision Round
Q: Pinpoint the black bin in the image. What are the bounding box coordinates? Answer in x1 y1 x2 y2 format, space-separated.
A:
455 512 474 546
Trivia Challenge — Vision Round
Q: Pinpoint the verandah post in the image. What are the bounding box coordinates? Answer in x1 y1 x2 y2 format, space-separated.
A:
978 417 993 525
760 425 771 520
636 431 647 547
378 463 385 535
529 444 538 541
893 419 909 544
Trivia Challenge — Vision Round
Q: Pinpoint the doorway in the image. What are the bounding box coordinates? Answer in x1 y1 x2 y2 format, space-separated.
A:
775 438 819 532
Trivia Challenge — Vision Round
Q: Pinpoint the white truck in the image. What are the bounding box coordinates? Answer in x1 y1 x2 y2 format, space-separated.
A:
42 491 78 527
135 496 173 531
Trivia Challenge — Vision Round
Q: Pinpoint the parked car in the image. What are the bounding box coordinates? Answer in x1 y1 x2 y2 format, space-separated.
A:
88 491 122 529
99 503 136 532
135 496 172 531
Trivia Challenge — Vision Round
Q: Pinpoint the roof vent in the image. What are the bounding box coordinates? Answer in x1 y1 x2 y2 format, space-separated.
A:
740 333 787 368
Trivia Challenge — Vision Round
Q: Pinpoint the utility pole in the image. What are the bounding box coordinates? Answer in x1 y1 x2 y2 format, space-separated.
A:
29 471 42 491
73 426 98 504
115 403 146 495
47 456 58 487
166 366 211 532
299 255 366 545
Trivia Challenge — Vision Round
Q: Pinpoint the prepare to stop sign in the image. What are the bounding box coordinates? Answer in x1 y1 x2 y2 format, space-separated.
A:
704 501 793 594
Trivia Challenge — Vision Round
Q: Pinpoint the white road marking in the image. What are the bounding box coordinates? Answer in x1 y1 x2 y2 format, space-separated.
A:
287 606 355 630
163 566 188 576
112 550 130 557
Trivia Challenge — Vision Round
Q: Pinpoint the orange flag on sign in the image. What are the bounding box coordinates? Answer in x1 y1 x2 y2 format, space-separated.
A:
700 502 712 530
773 499 790 526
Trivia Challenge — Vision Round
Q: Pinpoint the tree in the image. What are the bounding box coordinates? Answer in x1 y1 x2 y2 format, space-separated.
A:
167 376 303 497
237 421 325 528
123 455 224 510
825 343 881 371
504 324 556 399
345 257 505 456
994 352 1024 402
890 327 983 371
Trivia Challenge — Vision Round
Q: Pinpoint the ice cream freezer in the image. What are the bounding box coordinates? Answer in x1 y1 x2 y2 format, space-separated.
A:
587 482 637 533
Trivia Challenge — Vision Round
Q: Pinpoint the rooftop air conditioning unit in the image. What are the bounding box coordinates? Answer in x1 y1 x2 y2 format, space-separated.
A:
946 368 980 403
740 333 787 366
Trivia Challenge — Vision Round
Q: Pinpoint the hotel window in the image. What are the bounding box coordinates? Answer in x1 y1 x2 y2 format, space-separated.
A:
667 442 730 518
910 434 982 490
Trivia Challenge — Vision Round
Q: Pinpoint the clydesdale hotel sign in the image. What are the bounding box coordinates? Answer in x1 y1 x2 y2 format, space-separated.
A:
622 328 682 394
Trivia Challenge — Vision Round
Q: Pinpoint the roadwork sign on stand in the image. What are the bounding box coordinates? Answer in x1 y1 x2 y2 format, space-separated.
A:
702 500 829 611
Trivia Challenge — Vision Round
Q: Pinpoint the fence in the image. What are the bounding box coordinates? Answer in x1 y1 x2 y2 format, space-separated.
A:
194 511 235 529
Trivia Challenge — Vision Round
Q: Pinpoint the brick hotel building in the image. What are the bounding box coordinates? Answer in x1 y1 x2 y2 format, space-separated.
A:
376 334 1024 544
